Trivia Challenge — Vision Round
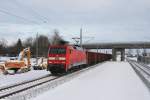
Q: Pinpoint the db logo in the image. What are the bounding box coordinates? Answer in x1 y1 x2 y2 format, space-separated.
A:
55 57 59 60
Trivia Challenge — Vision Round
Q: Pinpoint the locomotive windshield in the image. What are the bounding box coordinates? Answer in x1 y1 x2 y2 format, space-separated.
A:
49 48 66 54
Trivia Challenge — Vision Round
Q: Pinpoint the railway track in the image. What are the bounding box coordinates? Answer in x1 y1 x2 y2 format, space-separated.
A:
127 59 150 90
0 63 100 100
0 75 59 99
0 74 50 91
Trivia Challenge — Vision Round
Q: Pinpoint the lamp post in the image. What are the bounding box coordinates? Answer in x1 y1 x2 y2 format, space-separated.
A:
72 28 83 46
36 33 38 65
80 28 82 47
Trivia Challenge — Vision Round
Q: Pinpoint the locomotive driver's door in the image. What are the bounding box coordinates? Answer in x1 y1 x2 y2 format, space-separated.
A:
70 49 73 68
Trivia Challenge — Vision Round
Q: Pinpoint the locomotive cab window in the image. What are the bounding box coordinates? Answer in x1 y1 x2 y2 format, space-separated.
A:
49 48 66 54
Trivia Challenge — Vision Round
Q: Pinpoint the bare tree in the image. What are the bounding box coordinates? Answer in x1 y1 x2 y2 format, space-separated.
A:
0 38 7 55
50 29 69 45
23 37 33 47
37 35 49 56
0 38 7 48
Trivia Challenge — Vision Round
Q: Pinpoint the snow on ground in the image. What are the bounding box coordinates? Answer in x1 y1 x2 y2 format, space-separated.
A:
127 57 138 61
0 57 11 61
0 70 50 88
32 61 150 100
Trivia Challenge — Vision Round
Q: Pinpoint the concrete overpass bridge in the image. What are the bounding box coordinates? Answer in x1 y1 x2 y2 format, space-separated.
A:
82 42 150 61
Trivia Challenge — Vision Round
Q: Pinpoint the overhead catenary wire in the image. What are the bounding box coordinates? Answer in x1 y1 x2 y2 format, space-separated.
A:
0 9 39 25
6 0 54 35
7 0 50 24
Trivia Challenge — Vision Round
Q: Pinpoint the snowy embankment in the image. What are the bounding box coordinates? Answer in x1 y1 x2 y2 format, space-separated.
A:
127 57 137 61
32 62 150 100
0 70 50 88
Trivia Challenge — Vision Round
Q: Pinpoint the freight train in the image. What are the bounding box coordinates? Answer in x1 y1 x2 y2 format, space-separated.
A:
47 45 112 74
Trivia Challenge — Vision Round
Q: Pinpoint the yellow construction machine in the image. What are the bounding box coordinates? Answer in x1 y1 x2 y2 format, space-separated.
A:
2 47 31 74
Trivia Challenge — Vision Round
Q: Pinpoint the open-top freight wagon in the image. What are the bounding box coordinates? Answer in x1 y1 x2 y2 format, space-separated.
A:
86 51 112 65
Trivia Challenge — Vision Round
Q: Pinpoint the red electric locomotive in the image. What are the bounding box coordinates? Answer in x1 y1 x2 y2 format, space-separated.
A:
47 45 87 74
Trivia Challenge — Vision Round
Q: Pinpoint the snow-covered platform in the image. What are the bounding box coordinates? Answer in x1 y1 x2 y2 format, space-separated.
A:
32 61 150 100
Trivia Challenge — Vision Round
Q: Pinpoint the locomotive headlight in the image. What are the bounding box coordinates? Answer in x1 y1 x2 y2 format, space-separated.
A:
59 57 66 60
49 61 52 63
49 57 55 60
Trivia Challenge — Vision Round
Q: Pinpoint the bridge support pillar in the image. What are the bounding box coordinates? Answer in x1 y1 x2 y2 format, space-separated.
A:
112 48 117 61
121 48 125 61
112 48 125 61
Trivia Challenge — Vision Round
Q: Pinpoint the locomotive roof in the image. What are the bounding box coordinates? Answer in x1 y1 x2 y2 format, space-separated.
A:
49 45 84 50
49 45 70 48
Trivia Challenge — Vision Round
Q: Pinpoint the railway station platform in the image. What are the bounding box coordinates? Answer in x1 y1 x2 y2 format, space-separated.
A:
33 61 150 100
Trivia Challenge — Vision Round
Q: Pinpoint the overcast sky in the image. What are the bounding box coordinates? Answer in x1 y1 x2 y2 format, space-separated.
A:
0 0 150 45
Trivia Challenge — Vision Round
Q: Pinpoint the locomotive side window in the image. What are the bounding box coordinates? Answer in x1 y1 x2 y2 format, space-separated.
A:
73 46 76 49
49 48 66 54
